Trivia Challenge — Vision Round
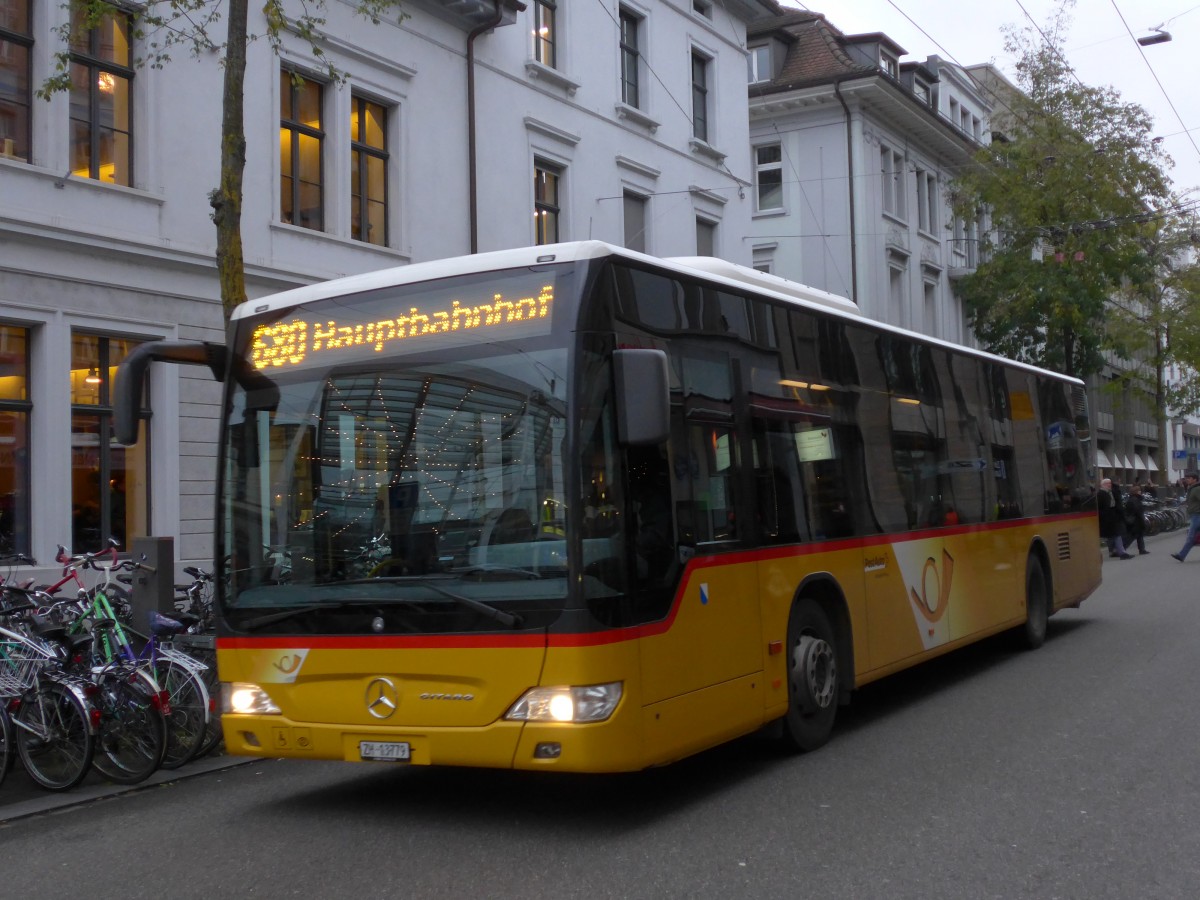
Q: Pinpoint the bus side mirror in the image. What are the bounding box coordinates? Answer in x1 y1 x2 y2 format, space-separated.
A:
613 349 669 446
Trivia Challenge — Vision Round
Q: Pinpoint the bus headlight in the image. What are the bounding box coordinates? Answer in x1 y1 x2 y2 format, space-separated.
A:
504 682 623 723
221 682 282 715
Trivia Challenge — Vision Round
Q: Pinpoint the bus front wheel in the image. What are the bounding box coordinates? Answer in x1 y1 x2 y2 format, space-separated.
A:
782 601 839 752
1022 556 1050 650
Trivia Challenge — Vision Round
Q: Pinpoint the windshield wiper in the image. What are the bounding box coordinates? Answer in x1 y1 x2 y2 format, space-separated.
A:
390 578 523 628
239 603 346 631
328 578 525 628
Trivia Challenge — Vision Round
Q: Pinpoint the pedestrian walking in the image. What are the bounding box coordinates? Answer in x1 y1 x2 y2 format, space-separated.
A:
1098 478 1133 560
1125 483 1149 555
1171 472 1200 562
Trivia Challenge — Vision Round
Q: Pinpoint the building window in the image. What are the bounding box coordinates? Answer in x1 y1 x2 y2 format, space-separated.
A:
880 50 898 79
0 324 30 555
693 0 712 19
533 0 557 68
747 45 771 84
755 143 783 211
71 334 150 553
696 217 715 256
881 146 905 220
350 95 387 246
281 68 324 231
691 51 709 143
0 0 32 163
916 168 937 234
914 80 931 106
889 264 908 330
69 3 133 185
623 191 646 253
534 159 561 245
923 280 937 335
619 9 640 108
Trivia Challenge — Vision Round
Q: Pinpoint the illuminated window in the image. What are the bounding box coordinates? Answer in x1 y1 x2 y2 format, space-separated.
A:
755 143 783 211
0 324 30 555
534 159 561 245
0 0 32 163
68 2 133 185
281 68 324 231
350 95 388 246
70 333 150 553
691 51 709 142
619 8 640 108
533 0 557 68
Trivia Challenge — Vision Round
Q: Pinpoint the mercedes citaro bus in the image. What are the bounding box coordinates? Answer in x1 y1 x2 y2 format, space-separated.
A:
115 241 1100 772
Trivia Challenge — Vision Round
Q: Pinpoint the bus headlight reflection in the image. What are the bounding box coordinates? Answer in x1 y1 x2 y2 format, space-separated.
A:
505 682 623 723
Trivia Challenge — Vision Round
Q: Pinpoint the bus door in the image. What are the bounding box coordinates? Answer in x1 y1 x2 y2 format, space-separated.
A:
635 359 764 753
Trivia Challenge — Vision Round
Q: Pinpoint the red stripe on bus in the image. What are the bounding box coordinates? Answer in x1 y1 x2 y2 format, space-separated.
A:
217 511 1094 653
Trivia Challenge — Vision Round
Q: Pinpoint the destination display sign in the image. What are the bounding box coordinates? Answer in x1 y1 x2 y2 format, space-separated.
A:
248 274 557 370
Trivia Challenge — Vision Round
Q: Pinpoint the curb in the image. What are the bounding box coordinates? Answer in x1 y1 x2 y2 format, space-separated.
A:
0 754 255 824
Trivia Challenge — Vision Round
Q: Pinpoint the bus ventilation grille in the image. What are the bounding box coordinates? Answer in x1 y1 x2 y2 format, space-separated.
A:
1056 532 1071 561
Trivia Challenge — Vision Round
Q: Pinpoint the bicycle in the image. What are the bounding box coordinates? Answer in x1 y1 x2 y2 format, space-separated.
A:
42 544 172 784
65 547 212 772
0 603 96 792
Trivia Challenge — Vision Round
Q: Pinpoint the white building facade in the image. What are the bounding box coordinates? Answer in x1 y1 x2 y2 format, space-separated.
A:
0 0 774 572
744 10 988 343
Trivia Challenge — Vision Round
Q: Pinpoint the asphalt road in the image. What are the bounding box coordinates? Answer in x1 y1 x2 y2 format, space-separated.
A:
3 531 1199 899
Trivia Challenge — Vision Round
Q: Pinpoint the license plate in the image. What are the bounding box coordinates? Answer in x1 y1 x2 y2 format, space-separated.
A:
359 740 411 762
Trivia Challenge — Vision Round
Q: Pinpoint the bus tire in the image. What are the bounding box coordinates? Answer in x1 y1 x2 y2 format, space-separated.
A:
782 601 839 752
1022 555 1049 650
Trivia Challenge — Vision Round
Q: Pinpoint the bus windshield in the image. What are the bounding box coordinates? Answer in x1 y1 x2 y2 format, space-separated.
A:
218 265 577 635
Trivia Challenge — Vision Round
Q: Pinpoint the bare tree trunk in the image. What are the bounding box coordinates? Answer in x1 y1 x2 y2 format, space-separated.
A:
211 0 249 322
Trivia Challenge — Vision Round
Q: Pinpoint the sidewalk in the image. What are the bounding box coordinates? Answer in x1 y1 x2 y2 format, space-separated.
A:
0 752 253 824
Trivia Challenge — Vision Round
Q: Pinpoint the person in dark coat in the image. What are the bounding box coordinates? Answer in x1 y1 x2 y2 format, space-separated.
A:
1125 483 1148 555
1097 478 1133 559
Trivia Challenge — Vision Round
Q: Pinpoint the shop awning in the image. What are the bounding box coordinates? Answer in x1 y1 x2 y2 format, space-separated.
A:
1135 454 1148 472
1096 449 1112 468
1123 455 1136 470
1149 456 1160 471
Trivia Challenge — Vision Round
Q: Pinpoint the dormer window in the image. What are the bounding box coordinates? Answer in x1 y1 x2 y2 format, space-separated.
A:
748 45 771 84
914 80 931 106
880 50 899 79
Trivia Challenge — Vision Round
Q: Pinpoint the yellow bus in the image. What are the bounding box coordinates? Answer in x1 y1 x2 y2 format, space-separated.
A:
116 241 1100 771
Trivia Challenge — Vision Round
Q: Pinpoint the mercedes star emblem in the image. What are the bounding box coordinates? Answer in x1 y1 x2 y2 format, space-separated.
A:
365 676 399 719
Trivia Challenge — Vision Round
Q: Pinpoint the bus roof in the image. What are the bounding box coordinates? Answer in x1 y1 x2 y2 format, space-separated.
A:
233 241 1082 386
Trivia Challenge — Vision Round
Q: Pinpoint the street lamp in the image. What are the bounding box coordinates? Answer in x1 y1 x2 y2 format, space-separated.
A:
1138 28 1171 46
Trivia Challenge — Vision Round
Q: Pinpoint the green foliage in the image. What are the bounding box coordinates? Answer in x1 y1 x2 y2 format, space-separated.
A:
948 0 1173 379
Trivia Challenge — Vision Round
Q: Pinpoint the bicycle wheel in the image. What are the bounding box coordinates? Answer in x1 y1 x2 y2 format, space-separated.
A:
15 680 95 791
187 646 223 758
154 657 209 769
0 705 13 789
91 669 166 785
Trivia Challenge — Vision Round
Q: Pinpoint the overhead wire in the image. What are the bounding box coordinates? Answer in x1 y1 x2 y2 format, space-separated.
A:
1106 0 1200 164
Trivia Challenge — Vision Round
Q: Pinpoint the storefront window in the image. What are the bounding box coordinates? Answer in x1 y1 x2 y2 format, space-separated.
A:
0 325 30 555
71 333 149 551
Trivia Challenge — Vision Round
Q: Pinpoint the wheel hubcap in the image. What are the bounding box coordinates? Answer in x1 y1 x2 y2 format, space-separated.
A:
792 634 837 714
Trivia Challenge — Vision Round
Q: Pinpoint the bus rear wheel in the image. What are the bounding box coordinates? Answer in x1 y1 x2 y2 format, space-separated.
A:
782 602 839 752
1021 556 1049 650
